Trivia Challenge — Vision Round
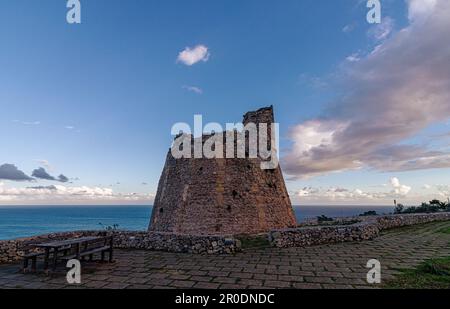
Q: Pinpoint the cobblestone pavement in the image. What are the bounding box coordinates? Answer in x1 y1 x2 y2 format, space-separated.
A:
1 221 450 289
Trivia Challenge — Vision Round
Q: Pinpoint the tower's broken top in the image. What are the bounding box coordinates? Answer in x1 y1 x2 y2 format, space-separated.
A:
148 106 297 235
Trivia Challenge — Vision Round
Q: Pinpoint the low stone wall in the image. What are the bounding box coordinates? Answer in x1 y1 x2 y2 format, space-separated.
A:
113 231 241 255
269 212 450 248
375 212 450 230
0 231 241 264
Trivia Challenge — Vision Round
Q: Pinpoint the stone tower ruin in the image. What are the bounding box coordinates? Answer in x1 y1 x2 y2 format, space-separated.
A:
148 106 297 235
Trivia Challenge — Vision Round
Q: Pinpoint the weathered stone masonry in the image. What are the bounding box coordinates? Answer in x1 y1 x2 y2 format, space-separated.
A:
269 212 450 248
149 106 297 235
0 231 242 264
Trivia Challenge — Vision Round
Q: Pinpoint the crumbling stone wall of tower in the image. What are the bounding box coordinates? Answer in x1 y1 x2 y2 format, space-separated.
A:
148 106 297 235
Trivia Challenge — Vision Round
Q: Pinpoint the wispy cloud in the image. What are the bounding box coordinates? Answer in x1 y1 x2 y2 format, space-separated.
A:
436 184 450 199
33 159 52 171
298 73 328 89
284 0 450 178
0 184 155 204
342 23 356 33
182 85 203 94
367 16 394 41
295 177 411 203
177 45 210 66
345 53 361 62
13 120 41 126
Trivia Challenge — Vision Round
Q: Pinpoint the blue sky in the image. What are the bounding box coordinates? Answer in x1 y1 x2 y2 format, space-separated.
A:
0 0 449 205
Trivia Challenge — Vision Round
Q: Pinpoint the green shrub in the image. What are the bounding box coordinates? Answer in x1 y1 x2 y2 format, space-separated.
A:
394 200 449 215
359 210 378 216
317 215 334 223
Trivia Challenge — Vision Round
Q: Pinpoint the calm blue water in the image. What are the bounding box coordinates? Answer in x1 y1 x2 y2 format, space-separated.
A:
0 205 394 240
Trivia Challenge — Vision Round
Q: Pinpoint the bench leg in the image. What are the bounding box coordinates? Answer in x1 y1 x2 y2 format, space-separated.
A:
43 248 50 272
89 254 93 262
109 249 113 263
31 257 37 273
23 258 29 273
101 251 105 262
52 248 59 271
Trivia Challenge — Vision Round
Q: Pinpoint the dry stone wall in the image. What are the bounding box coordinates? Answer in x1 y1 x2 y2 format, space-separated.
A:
0 231 241 264
269 212 450 248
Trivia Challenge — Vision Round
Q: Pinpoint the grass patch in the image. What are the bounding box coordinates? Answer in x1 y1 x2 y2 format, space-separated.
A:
384 257 450 289
438 227 450 234
237 235 271 249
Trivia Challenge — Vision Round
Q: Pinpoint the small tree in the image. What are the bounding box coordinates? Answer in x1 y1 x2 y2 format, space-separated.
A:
429 199 447 210
394 203 404 214
317 215 334 223
359 211 378 217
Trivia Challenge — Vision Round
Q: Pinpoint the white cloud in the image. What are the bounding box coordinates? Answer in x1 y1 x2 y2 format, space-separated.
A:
408 0 437 22
298 73 328 89
182 85 203 94
436 185 450 198
284 0 450 178
295 178 412 202
423 184 432 190
0 184 155 204
367 16 394 41
342 24 356 33
390 177 412 196
177 45 210 66
34 159 52 171
346 53 361 62
13 120 40 126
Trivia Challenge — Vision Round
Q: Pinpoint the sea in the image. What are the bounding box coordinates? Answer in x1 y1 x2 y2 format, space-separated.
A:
0 205 394 241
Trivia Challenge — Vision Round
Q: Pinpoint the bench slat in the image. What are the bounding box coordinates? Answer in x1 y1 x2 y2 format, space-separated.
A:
60 246 111 261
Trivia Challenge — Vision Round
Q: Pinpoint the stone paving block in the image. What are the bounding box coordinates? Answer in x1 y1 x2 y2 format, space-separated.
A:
293 282 322 289
170 280 196 288
315 271 344 278
190 275 213 282
168 274 191 280
126 277 149 284
277 275 304 282
193 282 221 289
146 278 173 286
264 280 292 288
253 273 278 281
83 280 109 288
207 271 230 277
103 282 130 289
229 272 253 279
212 277 238 284
236 279 264 287
107 276 128 283
304 276 334 284
219 283 250 289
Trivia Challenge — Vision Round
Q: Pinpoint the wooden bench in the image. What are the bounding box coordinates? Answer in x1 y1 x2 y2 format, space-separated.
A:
60 245 112 262
23 236 114 273
22 245 74 273
22 252 44 273
60 237 114 263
